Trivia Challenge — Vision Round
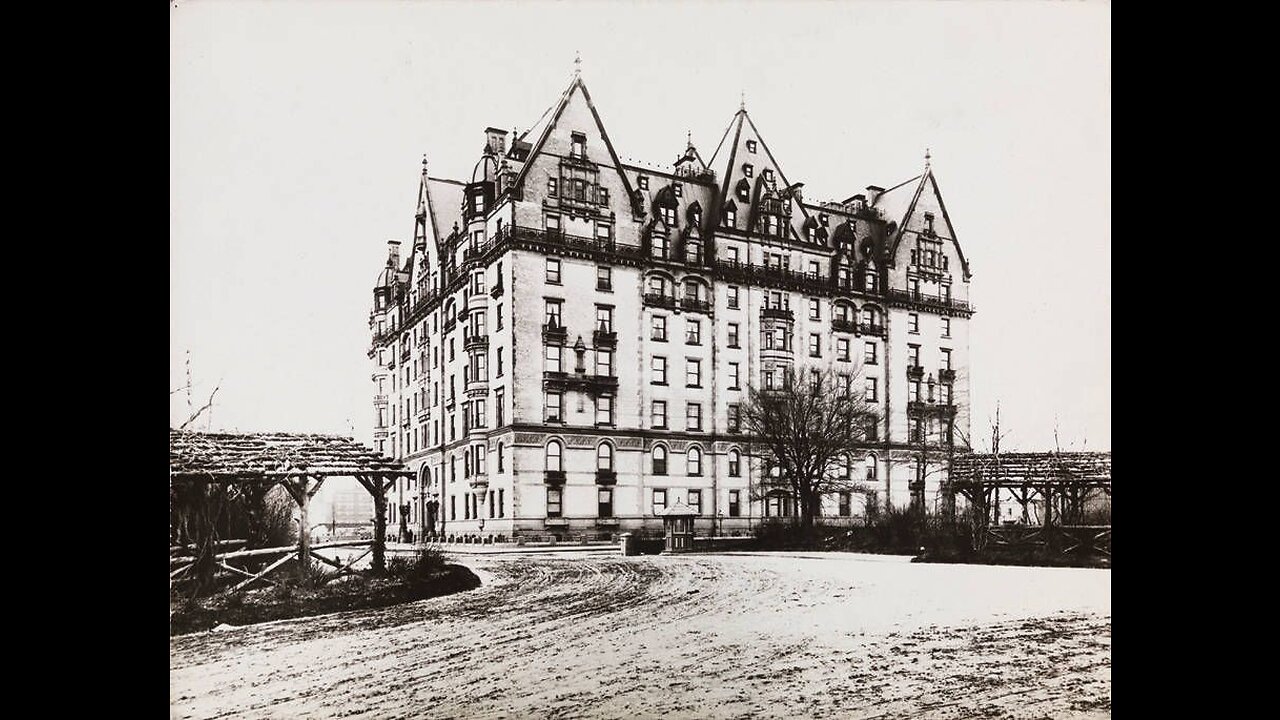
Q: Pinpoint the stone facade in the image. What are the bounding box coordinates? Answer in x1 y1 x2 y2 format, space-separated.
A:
368 73 974 540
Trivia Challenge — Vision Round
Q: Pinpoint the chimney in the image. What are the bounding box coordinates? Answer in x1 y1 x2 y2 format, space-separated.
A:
865 186 885 204
387 240 402 268
849 193 866 212
485 127 508 156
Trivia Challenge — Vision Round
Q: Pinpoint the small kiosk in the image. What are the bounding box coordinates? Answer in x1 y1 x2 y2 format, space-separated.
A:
659 499 698 553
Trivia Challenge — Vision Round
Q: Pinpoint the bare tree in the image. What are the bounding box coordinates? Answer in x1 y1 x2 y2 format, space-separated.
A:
741 365 881 531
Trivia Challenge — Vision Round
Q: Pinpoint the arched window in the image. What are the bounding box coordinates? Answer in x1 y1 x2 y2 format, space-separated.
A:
687 446 703 476
653 445 668 475
546 440 563 472
597 442 614 471
865 453 878 481
728 449 741 477
648 275 667 297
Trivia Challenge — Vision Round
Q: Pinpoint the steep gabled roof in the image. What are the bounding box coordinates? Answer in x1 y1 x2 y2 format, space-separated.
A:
878 168 972 278
709 108 810 230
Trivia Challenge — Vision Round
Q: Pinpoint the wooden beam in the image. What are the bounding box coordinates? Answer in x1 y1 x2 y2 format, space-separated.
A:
231 553 294 592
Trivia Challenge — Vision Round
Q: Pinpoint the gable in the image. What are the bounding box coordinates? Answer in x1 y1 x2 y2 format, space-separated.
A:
888 171 971 280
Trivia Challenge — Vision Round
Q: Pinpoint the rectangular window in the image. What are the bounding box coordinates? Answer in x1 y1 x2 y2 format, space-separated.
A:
652 400 667 429
546 391 563 422
729 490 741 517
686 403 702 431
597 265 612 291
941 348 952 371
548 178 558 197
744 163 754 178
728 286 740 309
764 168 774 183
652 489 667 515
652 356 667 384
839 374 853 397
686 319 701 345
595 349 613 376
571 133 585 158
476 445 487 475
638 175 649 190
728 322 740 347
808 298 820 320
864 415 879 441
497 348 505 377
809 333 821 357
451 495 456 520
942 317 952 338
596 306 614 333
546 258 561 284
495 388 504 426
652 315 667 341
547 488 562 518
686 359 702 387
674 183 682 198
908 344 920 367
545 300 563 327
728 404 741 433
546 213 560 230
940 383 953 405
866 378 878 403
908 313 919 334
746 140 758 153
596 395 613 425
808 261 820 278
837 338 850 362
545 344 561 372
598 488 613 518
688 489 702 515
598 188 610 206
839 492 851 517
864 342 877 364
728 247 740 264
725 208 737 227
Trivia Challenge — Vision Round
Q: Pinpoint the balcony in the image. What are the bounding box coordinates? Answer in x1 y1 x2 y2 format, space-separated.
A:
374 394 388 405
907 365 925 380
761 307 794 321
469 474 489 490
465 377 489 396
543 323 568 344
857 322 886 338
545 470 566 486
373 429 389 439
887 288 974 313
593 329 618 348
490 282 504 299
464 335 489 353
595 470 617 485
831 318 856 333
416 408 429 423
680 297 712 315
544 370 618 394
509 226 647 262
443 317 457 335
643 292 677 310
714 259 830 295
939 368 957 382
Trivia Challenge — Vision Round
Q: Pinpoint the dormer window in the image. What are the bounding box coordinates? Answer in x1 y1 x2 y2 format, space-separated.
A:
764 214 779 236
638 175 649 190
725 207 737 227
746 140 758 153
661 206 676 226
819 213 829 226
763 168 774 183
547 179 558 197
924 212 935 233
598 187 610 205
735 179 750 202
674 183 683 198
743 163 754 178
571 132 586 159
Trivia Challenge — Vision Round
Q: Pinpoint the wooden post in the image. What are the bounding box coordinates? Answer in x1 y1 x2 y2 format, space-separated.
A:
298 478 311 575
372 475 389 573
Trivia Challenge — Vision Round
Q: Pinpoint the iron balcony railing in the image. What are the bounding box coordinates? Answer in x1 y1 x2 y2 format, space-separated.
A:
888 288 973 312
643 293 677 309
761 306 794 321
831 318 857 333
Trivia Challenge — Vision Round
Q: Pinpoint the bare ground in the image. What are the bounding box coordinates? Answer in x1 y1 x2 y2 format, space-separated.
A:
170 552 1111 719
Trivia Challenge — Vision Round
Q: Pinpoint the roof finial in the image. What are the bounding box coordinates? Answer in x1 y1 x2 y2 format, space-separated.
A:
421 154 428 174
574 51 581 77
740 90 746 112
924 147 931 170
687 129 693 149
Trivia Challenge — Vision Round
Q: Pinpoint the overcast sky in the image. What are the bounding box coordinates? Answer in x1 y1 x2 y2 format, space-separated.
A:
170 0 1110 452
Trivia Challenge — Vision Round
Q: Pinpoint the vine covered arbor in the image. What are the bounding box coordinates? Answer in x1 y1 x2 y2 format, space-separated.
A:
949 452 1111 557
169 430 413 594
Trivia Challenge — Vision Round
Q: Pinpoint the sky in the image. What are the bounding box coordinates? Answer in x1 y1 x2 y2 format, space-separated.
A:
170 0 1111 452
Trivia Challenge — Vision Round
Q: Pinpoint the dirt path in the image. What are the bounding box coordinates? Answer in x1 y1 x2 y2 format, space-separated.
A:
170 552 1111 719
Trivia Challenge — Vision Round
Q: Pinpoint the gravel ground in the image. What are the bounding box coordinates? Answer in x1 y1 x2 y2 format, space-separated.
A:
170 552 1111 719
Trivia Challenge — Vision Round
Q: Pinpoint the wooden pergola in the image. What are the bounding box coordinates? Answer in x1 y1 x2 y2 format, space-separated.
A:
169 430 414 581
949 451 1112 555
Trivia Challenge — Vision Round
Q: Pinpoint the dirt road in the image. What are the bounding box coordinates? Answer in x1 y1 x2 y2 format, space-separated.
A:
170 552 1111 719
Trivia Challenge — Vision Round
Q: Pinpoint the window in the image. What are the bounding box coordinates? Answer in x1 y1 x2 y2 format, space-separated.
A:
652 356 667 384
837 338 850 361
497 303 504 330
940 383 953 405
596 306 613 333
476 444 487 475
728 362 740 389
909 379 922 402
598 188 610 206
809 298 820 320
725 207 737 227
597 266 612 291
687 447 703 476
865 342 878 364
941 348 952 371
728 246 740 264
660 206 676 226
746 140 757 153
764 369 775 389
908 313 919 334
595 349 613 376
838 374 853 397
597 443 614 471
685 239 702 264
729 450 741 477
653 445 668 475
571 132 585 158
743 163 753 178
638 175 649 190
473 271 486 295
728 404 741 433
690 206 702 226
548 178 558 197
595 395 613 425
728 323 740 348
908 344 920 367
839 492 851 517
686 403 702 431
546 258 561 284
942 317 951 338
652 315 667 341
451 494 456 520
547 488 562 518
809 334 821 357
674 183 683 198
652 233 668 258
546 391 563 422
653 489 667 515
545 344 562 372
728 490 741 517
909 277 921 297
546 440 563 472
911 418 925 444
652 400 668 428
497 348 505 377
864 267 876 291
808 260 820 278
546 213 560 230
728 286 740 309
809 368 821 393
688 489 702 515
686 319 701 344
545 300 563 327
864 415 879 441
497 441 505 472
764 214 779 236
763 168 774 183
866 378 878 403
686 359 702 387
